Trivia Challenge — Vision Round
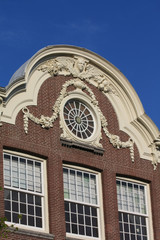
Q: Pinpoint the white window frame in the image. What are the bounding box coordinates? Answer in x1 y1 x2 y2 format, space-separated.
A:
60 92 102 148
116 177 154 240
3 150 49 233
63 164 105 240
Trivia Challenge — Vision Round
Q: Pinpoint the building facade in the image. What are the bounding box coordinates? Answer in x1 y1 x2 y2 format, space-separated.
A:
0 45 160 240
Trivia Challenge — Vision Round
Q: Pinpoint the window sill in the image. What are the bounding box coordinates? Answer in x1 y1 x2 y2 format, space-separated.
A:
9 227 54 239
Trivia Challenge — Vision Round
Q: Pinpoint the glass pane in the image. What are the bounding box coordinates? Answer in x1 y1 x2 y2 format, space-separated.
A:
28 216 34 226
86 226 91 236
3 153 43 229
71 203 76 213
119 213 148 240
79 225 84 235
117 180 147 215
21 214 27 225
72 224 78 234
28 205 34 215
27 194 34 204
20 203 26 214
13 213 19 223
71 214 77 223
35 196 41 206
65 212 70 222
93 228 98 237
5 201 11 211
20 158 26 189
36 207 42 217
78 215 84 224
66 223 70 233
92 217 98 227
63 168 99 237
5 211 11 222
65 201 69 212
20 192 26 203
4 189 10 200
12 202 18 212
12 191 18 201
36 217 42 228
63 168 98 204
85 216 91 225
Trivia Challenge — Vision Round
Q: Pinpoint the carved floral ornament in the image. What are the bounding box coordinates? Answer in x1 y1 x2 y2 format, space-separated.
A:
0 55 158 169
37 56 118 95
22 78 134 163
150 136 160 170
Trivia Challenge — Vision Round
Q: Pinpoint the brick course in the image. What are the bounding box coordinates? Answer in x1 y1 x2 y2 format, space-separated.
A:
0 76 160 240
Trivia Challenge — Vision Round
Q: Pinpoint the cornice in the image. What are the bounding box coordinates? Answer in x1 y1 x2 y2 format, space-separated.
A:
0 45 159 167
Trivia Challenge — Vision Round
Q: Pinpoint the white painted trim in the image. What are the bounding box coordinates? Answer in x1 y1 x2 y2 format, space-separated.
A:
1 45 159 164
3 150 49 233
116 177 154 240
63 164 105 240
60 92 102 147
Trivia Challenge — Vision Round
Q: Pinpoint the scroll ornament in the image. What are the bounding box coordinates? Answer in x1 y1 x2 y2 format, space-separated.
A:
22 78 134 162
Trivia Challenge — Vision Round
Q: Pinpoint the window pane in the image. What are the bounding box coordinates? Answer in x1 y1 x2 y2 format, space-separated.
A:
5 211 11 222
4 189 10 200
117 179 149 240
36 217 42 228
63 167 97 204
5 201 11 211
63 167 99 238
3 153 44 229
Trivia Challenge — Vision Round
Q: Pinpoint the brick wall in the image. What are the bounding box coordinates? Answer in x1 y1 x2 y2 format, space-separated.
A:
0 76 160 240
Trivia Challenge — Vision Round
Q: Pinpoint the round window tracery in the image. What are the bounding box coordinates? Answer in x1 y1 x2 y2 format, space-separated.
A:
63 99 95 139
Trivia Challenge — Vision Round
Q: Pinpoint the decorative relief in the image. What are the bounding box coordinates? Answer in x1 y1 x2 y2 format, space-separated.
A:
22 78 134 162
154 136 160 151
37 56 117 95
0 96 3 126
150 136 160 170
37 55 160 168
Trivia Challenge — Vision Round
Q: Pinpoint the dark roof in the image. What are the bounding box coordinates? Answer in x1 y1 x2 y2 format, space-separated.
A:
8 60 30 86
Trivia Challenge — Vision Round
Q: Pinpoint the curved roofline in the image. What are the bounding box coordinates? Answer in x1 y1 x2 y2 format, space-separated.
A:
7 45 124 88
0 45 159 164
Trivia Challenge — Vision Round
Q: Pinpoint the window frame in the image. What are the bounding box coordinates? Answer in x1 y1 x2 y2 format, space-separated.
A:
60 92 102 147
3 150 49 233
63 164 105 240
116 177 154 240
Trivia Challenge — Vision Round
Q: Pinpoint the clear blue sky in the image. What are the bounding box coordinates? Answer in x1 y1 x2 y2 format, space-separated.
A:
0 0 160 129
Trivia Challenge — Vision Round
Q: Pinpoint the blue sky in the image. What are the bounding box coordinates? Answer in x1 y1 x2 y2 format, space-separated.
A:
0 0 160 129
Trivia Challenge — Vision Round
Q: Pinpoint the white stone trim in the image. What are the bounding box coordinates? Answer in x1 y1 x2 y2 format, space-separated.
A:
0 45 159 167
59 91 102 148
21 78 134 162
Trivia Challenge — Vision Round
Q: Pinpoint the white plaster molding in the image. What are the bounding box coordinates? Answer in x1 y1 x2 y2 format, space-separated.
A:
59 88 102 149
0 45 159 168
22 78 134 162
149 135 160 170
37 56 117 95
0 96 3 126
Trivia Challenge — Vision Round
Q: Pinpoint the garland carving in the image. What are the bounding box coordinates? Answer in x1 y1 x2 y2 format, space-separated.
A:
22 79 134 162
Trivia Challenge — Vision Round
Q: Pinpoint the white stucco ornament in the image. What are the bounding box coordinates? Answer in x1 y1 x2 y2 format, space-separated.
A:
1 46 159 169
0 97 3 127
37 56 117 95
149 136 160 170
22 78 134 162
